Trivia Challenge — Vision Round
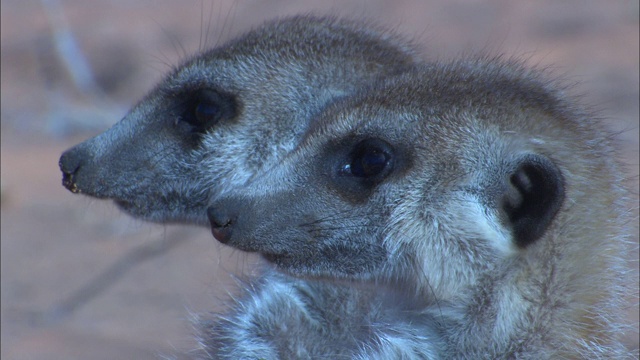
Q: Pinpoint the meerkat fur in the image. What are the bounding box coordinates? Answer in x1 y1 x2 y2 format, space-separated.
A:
208 58 637 359
59 15 417 225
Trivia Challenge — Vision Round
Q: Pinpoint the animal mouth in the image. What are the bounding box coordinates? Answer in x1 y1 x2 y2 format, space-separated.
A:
262 253 280 262
114 199 136 212
113 199 154 219
61 173 81 193
114 199 129 206
262 252 297 267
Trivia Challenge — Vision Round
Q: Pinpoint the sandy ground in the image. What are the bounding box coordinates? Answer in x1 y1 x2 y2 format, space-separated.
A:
1 1 638 359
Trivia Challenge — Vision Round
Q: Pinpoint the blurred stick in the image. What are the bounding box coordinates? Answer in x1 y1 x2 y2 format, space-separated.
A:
37 229 193 326
39 0 126 137
40 0 99 94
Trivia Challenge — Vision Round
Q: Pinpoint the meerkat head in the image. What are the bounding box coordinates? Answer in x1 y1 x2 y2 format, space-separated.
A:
207 59 577 300
58 15 416 225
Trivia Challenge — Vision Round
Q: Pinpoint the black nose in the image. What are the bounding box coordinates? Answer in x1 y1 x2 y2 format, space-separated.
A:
207 207 235 244
59 148 83 193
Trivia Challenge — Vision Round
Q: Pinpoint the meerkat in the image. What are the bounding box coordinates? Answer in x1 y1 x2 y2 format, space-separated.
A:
58 15 430 358
58 15 417 225
207 58 637 358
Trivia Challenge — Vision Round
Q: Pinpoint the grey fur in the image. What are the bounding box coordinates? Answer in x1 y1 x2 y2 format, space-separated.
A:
59 15 436 358
59 15 416 225
208 58 637 358
194 269 443 359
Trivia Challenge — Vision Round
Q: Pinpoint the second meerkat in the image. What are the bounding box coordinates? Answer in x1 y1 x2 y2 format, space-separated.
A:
208 59 636 358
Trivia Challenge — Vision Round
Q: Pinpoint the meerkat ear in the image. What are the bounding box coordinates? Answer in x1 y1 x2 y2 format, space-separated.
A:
501 155 565 248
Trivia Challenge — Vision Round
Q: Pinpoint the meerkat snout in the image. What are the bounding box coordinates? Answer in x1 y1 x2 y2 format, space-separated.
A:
59 147 87 193
501 154 565 248
207 207 236 244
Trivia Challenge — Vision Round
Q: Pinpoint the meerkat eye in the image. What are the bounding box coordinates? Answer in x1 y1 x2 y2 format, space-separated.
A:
179 89 238 133
344 139 393 180
195 100 221 125
350 147 388 178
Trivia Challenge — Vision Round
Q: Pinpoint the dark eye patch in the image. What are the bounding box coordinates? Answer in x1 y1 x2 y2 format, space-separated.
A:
326 137 397 203
349 146 390 178
178 88 238 134
195 100 221 126
342 138 394 184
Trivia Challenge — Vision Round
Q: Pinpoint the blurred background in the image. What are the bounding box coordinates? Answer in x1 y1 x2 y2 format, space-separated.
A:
1 1 638 359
